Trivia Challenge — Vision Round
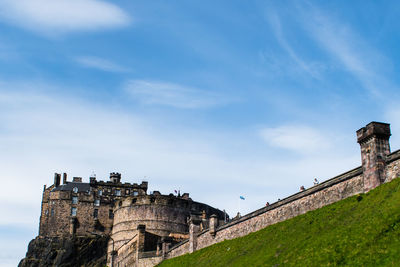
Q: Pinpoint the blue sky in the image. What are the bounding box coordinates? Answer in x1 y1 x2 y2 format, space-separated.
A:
1 0 400 265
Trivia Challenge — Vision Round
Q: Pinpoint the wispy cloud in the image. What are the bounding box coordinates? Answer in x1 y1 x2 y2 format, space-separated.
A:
124 80 226 109
0 0 131 35
75 56 132 73
298 3 393 96
266 12 322 79
260 125 331 155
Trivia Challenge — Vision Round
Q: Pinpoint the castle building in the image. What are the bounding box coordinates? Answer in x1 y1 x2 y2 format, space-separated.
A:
39 171 227 266
39 172 148 237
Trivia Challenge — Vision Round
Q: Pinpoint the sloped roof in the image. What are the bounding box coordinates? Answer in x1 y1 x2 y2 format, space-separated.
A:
52 182 91 192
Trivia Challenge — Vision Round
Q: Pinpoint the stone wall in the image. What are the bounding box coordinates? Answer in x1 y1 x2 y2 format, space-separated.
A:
385 149 400 183
196 169 363 251
109 234 138 267
165 166 364 258
39 188 115 237
165 240 189 259
137 256 163 267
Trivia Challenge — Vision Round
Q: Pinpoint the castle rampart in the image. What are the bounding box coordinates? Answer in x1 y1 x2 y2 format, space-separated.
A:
164 166 364 258
161 122 400 263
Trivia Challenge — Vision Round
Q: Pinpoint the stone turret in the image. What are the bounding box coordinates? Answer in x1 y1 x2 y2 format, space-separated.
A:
110 172 121 183
357 121 391 192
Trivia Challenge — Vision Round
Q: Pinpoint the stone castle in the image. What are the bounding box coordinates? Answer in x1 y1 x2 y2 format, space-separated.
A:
39 172 227 266
29 121 400 266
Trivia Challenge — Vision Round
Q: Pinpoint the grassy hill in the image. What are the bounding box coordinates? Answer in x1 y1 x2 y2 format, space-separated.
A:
158 178 400 266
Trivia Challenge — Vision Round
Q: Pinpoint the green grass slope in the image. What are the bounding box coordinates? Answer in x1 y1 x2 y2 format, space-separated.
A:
159 178 400 266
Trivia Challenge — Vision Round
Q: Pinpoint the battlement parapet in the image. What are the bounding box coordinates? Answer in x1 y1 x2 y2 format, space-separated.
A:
357 121 391 144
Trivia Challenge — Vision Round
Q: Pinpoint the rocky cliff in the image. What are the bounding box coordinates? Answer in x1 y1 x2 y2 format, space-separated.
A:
19 235 108 267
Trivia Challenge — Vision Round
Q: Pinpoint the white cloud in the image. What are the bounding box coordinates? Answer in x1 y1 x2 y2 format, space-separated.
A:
260 125 331 155
124 80 225 109
0 0 131 34
75 56 131 72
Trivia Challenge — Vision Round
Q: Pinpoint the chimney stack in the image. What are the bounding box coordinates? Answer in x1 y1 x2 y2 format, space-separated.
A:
54 173 61 187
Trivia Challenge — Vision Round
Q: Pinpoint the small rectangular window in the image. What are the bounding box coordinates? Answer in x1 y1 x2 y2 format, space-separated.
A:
98 190 102 196
94 199 100 206
72 196 78 204
115 190 121 196
109 209 114 219
126 189 130 195
51 208 54 216
133 191 138 196
71 207 77 216
93 209 98 219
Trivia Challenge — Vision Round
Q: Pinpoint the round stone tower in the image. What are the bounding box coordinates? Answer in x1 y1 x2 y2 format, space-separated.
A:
108 192 225 264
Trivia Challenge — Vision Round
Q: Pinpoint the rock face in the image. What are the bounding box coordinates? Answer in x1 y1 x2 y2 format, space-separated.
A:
19 236 108 267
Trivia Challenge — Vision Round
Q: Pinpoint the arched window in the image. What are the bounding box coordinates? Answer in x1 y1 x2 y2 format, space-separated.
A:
73 187 78 193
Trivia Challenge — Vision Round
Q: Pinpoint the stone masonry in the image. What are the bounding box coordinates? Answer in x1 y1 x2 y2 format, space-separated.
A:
39 172 148 237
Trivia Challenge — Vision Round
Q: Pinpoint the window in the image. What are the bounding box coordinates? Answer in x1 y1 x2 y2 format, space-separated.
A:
51 208 54 216
115 190 121 196
98 190 103 196
45 210 48 215
132 198 137 204
126 189 130 195
72 196 78 204
73 187 78 193
71 207 77 216
133 191 138 196
94 199 100 206
109 209 114 219
93 209 98 219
